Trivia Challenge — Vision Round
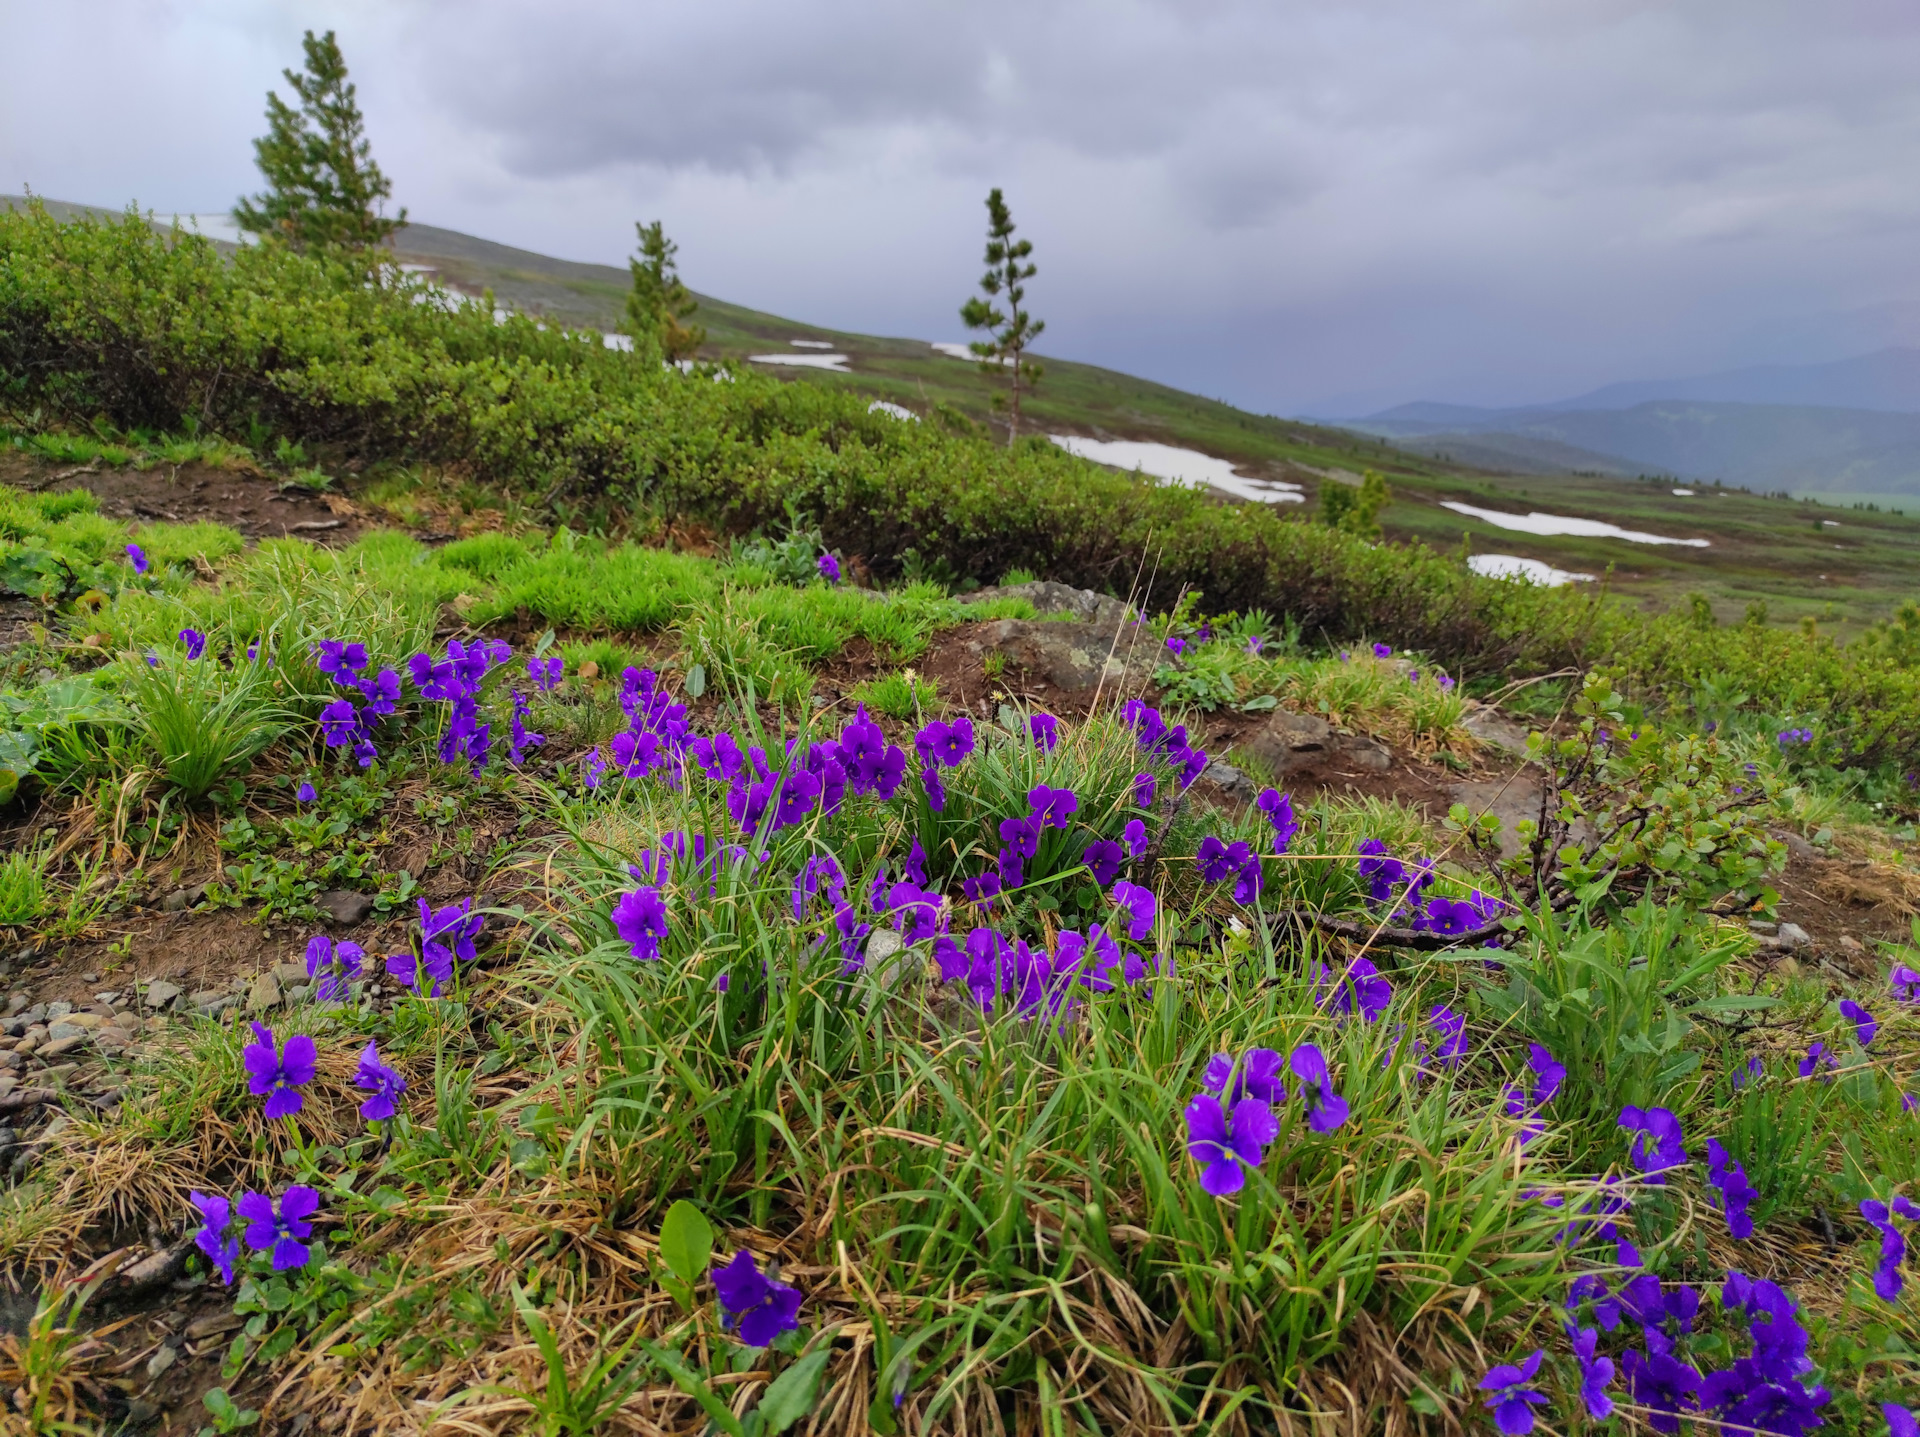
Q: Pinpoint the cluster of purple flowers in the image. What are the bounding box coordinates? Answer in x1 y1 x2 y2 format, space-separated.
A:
1620 1105 1688 1183
410 637 513 773
305 935 364 1002
1502 1043 1564 1148
1317 957 1391 1023
1355 838 1505 936
316 640 403 768
1706 1139 1758 1239
1195 835 1264 904
1546 1263 1829 1435
932 905 1164 1021
1120 700 1208 791
1862 1195 1920 1300
608 667 689 781
1777 726 1815 747
1842 998 1879 1047
178 627 206 660
386 898 485 997
1183 1044 1348 1195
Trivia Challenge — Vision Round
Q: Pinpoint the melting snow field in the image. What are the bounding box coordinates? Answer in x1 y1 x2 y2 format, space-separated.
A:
867 400 918 421
790 340 835 349
1469 554 1594 586
749 353 852 373
1441 501 1710 547
1672 488 1695 496
1048 436 1305 505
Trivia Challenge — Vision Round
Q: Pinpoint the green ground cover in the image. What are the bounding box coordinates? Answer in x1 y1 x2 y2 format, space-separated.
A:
3 201 1920 1434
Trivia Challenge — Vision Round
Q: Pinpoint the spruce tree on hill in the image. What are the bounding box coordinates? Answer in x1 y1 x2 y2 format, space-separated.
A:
960 189 1044 443
625 221 705 363
233 30 403 252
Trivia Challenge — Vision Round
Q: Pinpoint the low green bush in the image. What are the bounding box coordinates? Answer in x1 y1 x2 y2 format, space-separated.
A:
2 202 1918 764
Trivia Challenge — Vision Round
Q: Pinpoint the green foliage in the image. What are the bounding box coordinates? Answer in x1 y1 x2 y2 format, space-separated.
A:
118 652 291 802
655 1199 713 1312
199 1388 261 1435
959 188 1044 439
624 221 704 363
848 671 936 720
232 30 403 251
1317 469 1389 540
0 840 51 927
4 203 1920 766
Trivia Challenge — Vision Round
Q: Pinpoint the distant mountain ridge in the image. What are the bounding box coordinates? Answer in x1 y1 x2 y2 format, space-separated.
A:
1348 348 1920 494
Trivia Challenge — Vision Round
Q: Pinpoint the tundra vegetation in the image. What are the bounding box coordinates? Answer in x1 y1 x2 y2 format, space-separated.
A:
0 43 1917 1437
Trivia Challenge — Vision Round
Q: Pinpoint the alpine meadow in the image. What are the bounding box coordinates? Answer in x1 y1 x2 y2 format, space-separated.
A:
2 23 1920 1437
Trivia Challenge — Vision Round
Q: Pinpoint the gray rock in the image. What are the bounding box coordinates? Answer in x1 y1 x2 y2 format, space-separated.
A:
858 928 917 1010
316 889 374 926
45 1023 84 1043
1747 919 1778 934
38 1035 86 1059
1462 705 1534 760
188 989 225 1010
20 1004 44 1025
1202 759 1256 801
2 995 25 1017
45 1002 71 1020
160 883 207 913
94 991 119 1005
1238 709 1335 774
967 619 1159 695
140 980 182 1010
1777 922 1813 950
1346 739 1393 772
271 961 307 986
248 973 283 1012
962 580 1135 631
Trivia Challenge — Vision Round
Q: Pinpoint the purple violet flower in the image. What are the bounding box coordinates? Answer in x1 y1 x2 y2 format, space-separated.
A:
178 628 206 660
1029 713 1058 751
1133 772 1156 809
236 1185 319 1271
242 1023 316 1120
1893 966 1920 1005
304 934 364 1002
1428 1005 1469 1072
1706 1138 1758 1239
1322 958 1392 1023
1195 835 1252 884
1028 784 1079 828
1569 1324 1614 1419
1621 1347 1701 1434
1887 1404 1919 1437
1253 788 1299 852
612 887 670 961
126 542 149 574
1842 998 1879 1047
354 1040 407 1122
1183 1092 1278 1196
1620 1105 1688 1184
711 1250 802 1347
1371 642 1391 659
1478 1351 1546 1435
190 1191 239 1285
1110 879 1156 941
296 781 316 803
1290 1043 1350 1132
1082 838 1125 885
817 552 841 584
1799 1042 1836 1080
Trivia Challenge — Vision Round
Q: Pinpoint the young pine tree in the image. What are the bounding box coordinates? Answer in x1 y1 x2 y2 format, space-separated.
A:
960 189 1045 443
233 30 403 251
624 221 705 363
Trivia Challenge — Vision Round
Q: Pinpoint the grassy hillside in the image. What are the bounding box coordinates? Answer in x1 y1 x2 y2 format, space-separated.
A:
7 194 1919 636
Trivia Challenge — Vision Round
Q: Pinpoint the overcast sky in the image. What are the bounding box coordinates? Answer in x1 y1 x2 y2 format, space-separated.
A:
6 1 1920 415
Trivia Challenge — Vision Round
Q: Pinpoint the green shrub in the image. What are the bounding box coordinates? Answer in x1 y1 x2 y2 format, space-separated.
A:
3 201 1917 765
849 671 937 720
0 841 50 927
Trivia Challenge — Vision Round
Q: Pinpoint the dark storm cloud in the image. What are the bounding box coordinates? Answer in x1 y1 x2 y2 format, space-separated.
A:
6 1 1920 413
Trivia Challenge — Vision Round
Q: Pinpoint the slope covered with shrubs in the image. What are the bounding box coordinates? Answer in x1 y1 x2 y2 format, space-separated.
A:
3 201 1917 770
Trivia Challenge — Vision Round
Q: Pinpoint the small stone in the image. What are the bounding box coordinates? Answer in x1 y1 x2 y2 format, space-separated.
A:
21 1004 45 1024
189 989 225 1010
126 1398 160 1424
1202 759 1256 801
859 928 915 1010
271 961 307 986
1746 919 1778 934
79 972 98 984
46 1002 71 1020
1777 922 1813 951
248 974 283 1012
94 991 119 1005
1346 739 1393 772
185 1311 246 1341
145 1343 177 1379
141 981 182 1010
45 1023 85 1043
61 1012 104 1029
315 890 375 925
3 995 25 1017
0 1072 16 1094
1838 934 1865 954
0 1052 19 1071
38 1035 85 1058
288 983 315 1004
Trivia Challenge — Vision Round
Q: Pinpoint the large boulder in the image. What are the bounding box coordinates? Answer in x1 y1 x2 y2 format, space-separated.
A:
961 580 1135 631
963 619 1159 695
1237 709 1335 774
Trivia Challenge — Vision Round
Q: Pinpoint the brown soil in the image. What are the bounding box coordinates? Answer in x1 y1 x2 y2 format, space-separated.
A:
0 453 377 546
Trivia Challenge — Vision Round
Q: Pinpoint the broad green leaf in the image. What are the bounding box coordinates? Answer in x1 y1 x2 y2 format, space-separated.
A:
756 1348 831 1434
659 1199 714 1287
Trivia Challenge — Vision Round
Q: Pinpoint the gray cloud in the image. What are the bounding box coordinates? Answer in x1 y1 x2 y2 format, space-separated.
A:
4 0 1920 414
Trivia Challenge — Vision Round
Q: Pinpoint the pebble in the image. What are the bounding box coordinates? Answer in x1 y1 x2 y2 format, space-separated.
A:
46 1001 71 1020
80 972 98 984
2 995 24 1017
271 961 307 986
248 973 283 1012
141 980 182 1010
95 991 120 1004
45 1023 85 1043
1777 922 1812 950
39 1036 86 1059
